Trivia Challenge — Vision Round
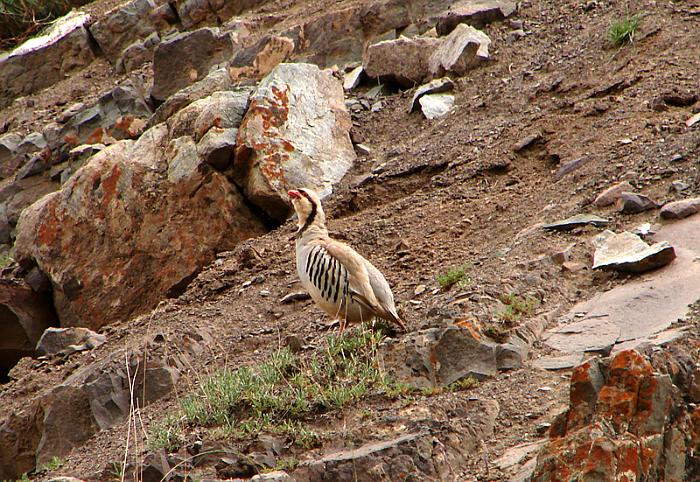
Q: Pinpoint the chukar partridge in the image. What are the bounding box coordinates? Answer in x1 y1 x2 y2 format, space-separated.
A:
288 188 406 333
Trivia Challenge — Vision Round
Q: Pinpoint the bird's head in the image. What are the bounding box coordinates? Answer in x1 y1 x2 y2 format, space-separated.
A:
288 188 326 238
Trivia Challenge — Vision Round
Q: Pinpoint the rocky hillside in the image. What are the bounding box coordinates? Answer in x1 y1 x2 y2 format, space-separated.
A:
0 0 699 480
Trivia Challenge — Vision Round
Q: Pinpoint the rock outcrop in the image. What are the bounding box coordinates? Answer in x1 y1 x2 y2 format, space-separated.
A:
14 124 266 330
531 349 700 481
234 63 355 220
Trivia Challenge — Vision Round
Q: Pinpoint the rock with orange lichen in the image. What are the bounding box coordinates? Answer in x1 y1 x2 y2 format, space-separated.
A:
14 124 266 330
234 63 355 221
531 349 696 482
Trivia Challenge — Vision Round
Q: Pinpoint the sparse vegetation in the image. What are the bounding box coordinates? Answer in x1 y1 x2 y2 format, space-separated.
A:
37 456 65 473
608 14 640 46
0 0 72 50
436 263 471 290
448 376 480 392
150 327 390 450
497 292 539 324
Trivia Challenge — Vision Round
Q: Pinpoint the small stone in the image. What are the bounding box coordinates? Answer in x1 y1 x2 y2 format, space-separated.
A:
512 132 543 152
617 192 658 214
554 155 592 181
592 230 676 273
408 77 455 113
354 143 371 156
414 284 427 296
542 214 609 231
280 291 310 303
660 198 700 220
537 386 552 392
343 66 364 91
419 93 455 119
259 289 271 297
562 261 586 272
686 112 700 127
670 180 689 192
670 153 684 163
550 243 575 265
593 181 633 208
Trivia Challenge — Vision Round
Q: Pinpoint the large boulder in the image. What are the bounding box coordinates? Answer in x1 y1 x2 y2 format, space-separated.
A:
174 0 271 28
0 279 57 380
151 28 235 103
530 349 695 481
0 12 95 108
14 124 266 329
234 63 355 220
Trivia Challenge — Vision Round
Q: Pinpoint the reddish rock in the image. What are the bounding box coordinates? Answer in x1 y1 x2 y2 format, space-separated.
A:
531 349 694 481
593 181 633 208
14 126 266 330
660 198 700 220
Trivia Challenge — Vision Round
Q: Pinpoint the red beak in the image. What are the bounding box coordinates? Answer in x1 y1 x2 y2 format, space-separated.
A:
288 190 301 199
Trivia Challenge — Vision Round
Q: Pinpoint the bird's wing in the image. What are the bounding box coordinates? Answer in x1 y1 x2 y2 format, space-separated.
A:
324 240 406 330
322 240 383 312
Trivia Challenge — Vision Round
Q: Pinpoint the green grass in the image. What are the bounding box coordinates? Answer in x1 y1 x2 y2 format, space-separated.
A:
484 293 540 342
37 456 65 473
150 327 391 451
496 292 539 324
436 264 471 290
608 14 640 46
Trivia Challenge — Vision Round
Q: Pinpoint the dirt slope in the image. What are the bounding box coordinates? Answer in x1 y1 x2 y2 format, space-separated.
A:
2 0 700 480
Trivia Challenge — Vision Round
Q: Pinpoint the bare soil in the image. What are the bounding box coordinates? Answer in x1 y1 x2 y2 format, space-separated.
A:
2 0 700 480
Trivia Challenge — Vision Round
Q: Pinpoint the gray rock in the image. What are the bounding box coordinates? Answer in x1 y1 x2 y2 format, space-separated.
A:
409 77 455 113
167 89 251 140
36 327 106 356
151 28 234 103
418 93 454 119
0 133 21 167
542 213 609 231
428 24 491 77
343 66 364 91
251 471 293 482
660 197 700 220
197 127 238 170
617 191 658 214
554 155 592 181
293 398 499 482
381 326 499 389
115 32 161 74
363 37 441 87
234 63 355 221
151 68 246 125
670 180 689 192
59 82 151 149
533 353 585 370
593 181 633 208
89 0 176 66
0 12 95 109
435 0 517 35
228 35 296 83
592 230 675 273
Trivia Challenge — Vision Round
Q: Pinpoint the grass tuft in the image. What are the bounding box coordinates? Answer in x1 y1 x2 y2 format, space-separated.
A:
150 327 390 450
436 263 471 290
608 14 640 46
496 292 539 324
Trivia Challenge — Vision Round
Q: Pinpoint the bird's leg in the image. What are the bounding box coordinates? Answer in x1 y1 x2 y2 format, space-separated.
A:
338 318 347 336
